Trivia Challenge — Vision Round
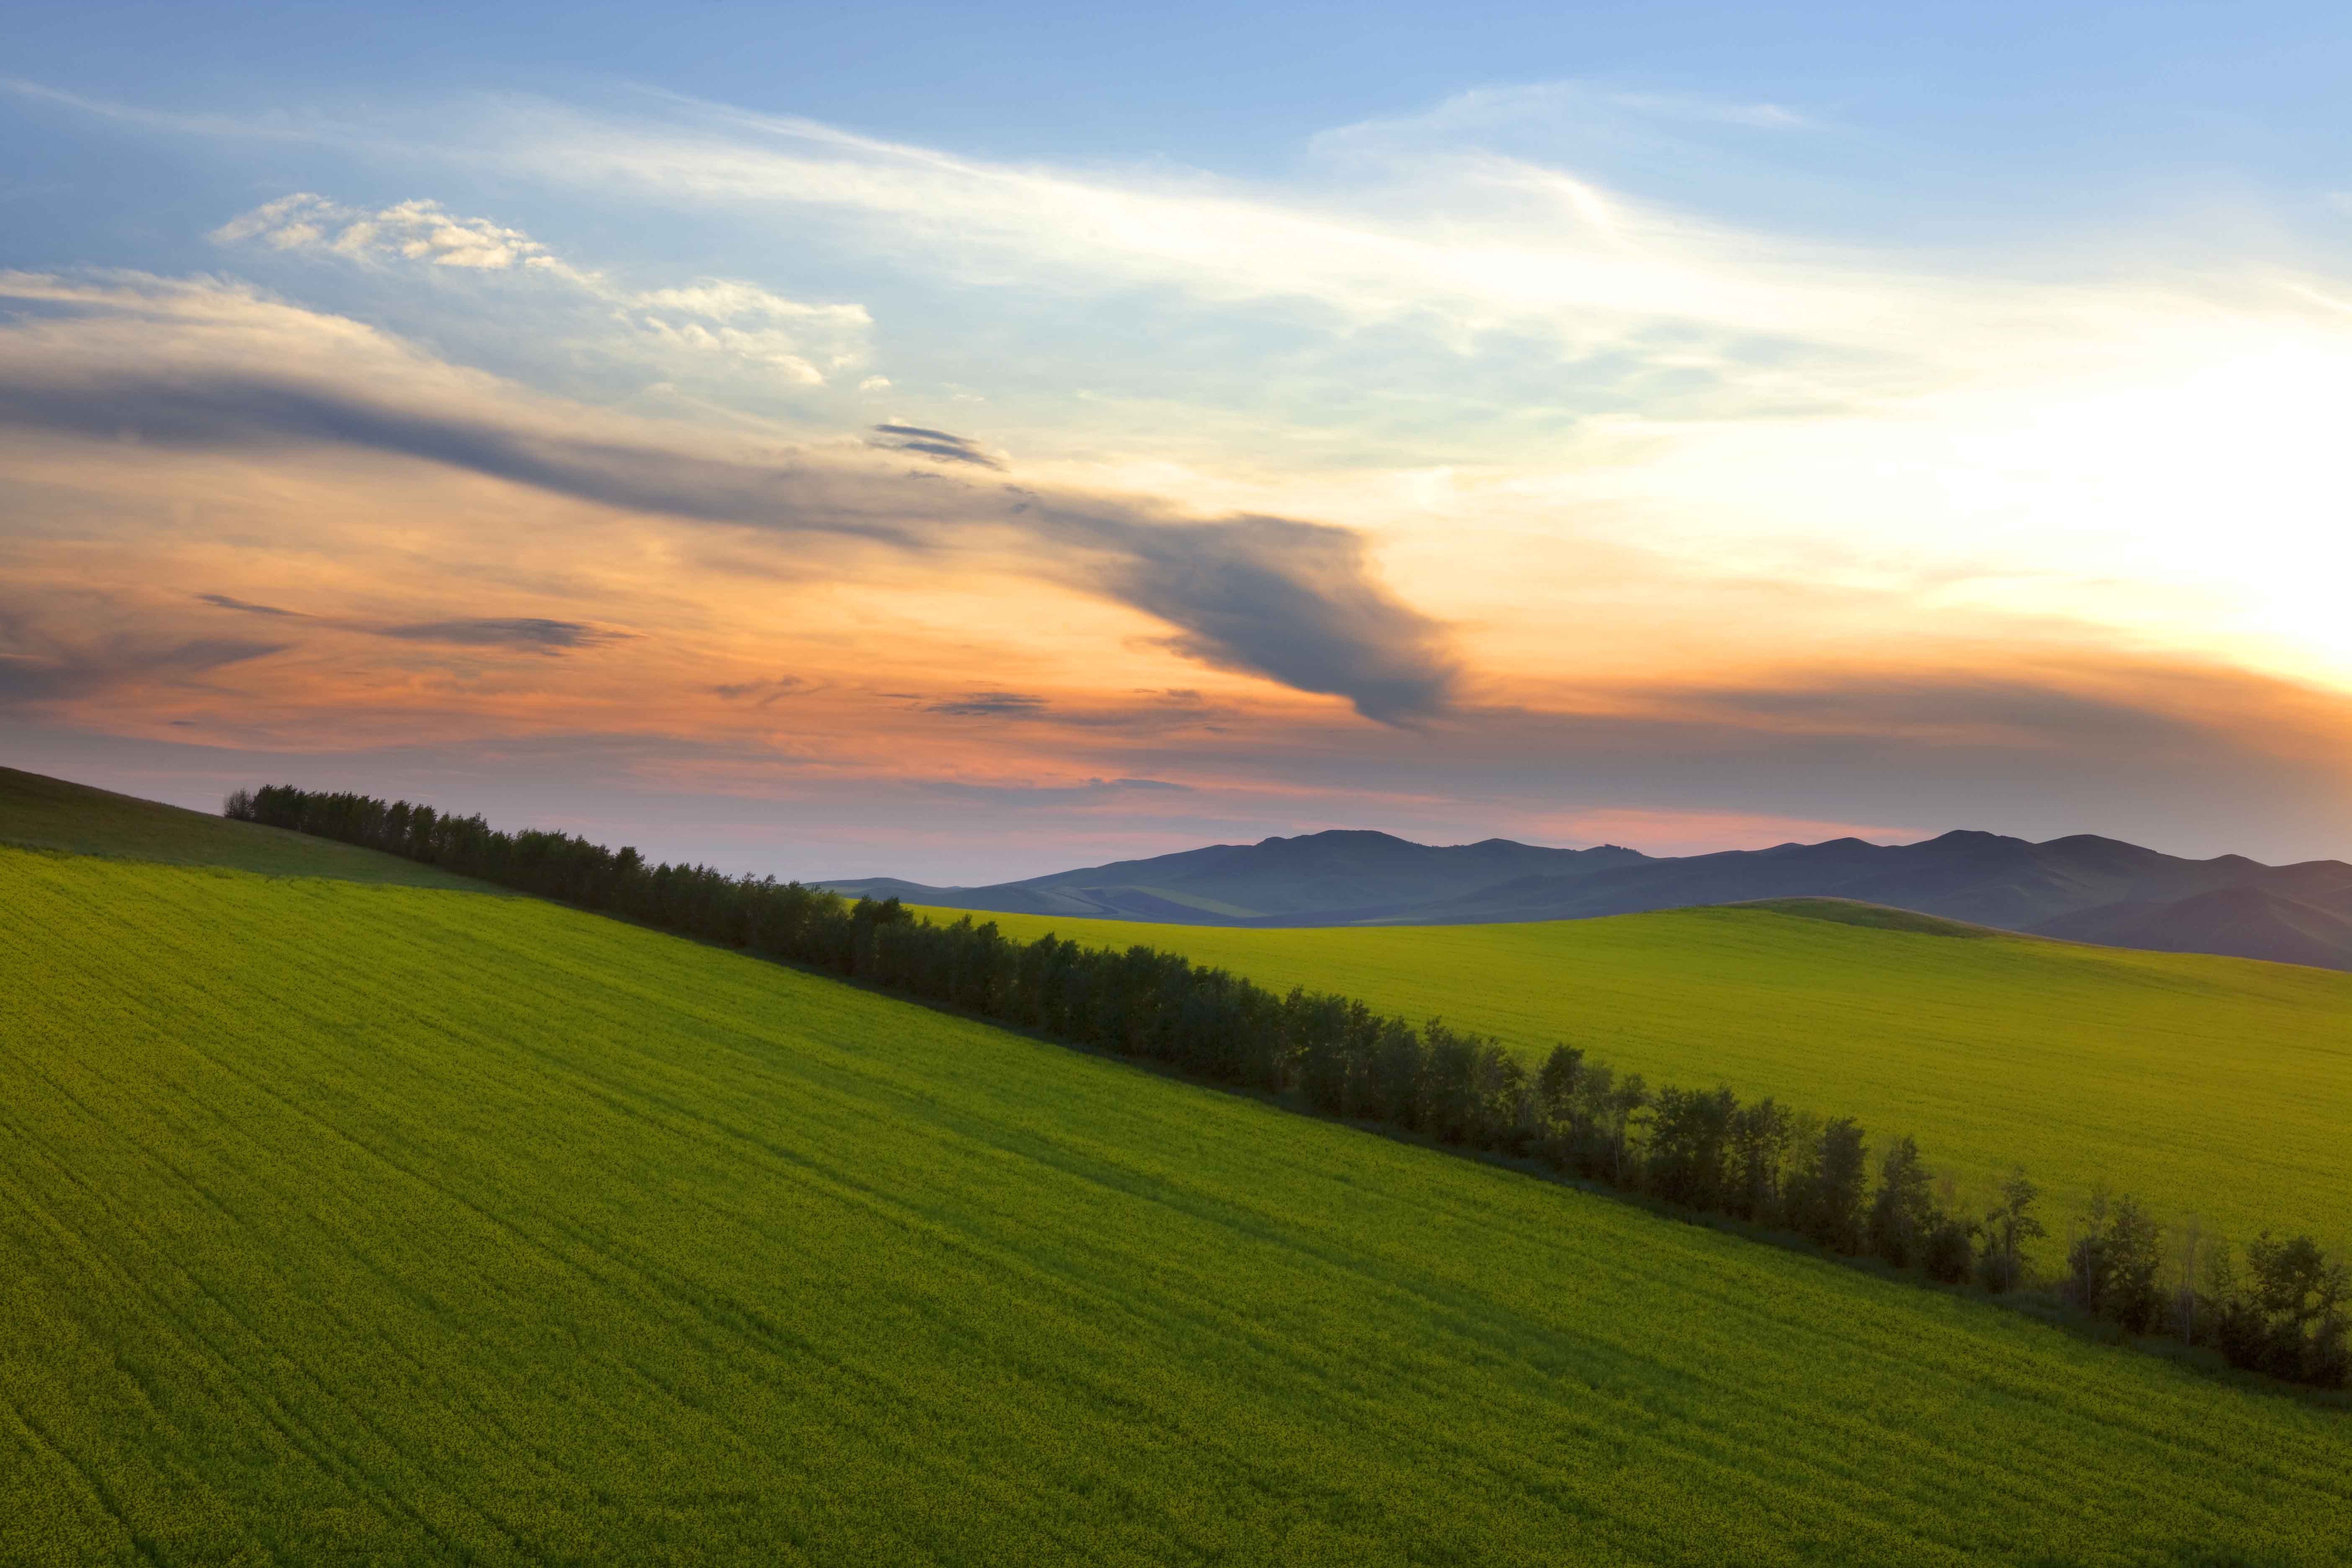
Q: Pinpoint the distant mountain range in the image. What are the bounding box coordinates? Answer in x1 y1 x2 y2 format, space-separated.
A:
823 828 2352 970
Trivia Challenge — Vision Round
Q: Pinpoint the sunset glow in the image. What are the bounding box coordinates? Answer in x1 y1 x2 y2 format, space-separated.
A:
7 10 2352 880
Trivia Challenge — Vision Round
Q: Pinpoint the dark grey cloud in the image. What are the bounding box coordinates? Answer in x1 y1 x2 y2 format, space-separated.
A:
2 361 1455 721
711 675 812 705
1032 508 1456 725
377 617 618 651
196 593 620 655
923 691 1050 718
197 593 309 618
868 423 1004 469
0 637 289 704
923 686 1240 735
0 371 931 548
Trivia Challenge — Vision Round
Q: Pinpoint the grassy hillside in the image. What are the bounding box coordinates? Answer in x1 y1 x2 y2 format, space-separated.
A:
5 847 2350 1564
0 766 486 889
914 904 2352 1247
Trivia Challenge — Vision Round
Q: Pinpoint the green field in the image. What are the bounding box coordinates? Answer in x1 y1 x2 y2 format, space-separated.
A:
7 845 2352 1565
911 904 2352 1249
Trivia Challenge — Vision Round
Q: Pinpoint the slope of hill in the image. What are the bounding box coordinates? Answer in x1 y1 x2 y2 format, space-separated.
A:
0 765 486 889
829 828 1647 923
2036 884 2352 969
6 846 2351 1564
1408 829 2352 942
839 825 2352 968
1727 896 2004 938
913 903 2352 1246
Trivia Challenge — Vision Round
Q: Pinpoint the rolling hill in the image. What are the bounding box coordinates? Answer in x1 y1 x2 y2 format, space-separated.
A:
912 902 2352 1247
7 843 2352 1564
838 825 2352 969
0 764 487 889
2034 884 2352 971
828 828 1648 923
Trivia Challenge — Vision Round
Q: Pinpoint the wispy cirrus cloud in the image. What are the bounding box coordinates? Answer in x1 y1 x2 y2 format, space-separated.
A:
211 191 872 386
214 193 578 274
441 86 2041 412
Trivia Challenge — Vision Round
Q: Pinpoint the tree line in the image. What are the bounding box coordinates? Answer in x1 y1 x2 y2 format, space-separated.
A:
227 784 2349 1389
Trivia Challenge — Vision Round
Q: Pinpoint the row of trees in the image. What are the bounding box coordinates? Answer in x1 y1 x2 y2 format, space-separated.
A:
2061 1193 2349 1387
227 784 2349 1389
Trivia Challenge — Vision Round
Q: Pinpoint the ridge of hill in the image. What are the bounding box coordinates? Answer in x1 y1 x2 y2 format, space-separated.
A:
835 825 2352 969
829 828 1648 923
8 845 2352 1562
1720 896 2004 938
0 765 487 889
2034 884 2352 970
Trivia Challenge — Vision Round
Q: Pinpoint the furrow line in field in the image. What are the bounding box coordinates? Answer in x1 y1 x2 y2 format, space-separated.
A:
0 1024 525 1563
0 1386 153 1566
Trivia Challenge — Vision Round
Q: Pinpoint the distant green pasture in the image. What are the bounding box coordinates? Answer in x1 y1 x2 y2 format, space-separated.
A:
915 904 2352 1246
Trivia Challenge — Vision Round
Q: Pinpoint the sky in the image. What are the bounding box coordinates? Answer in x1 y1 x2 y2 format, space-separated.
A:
5 0 2352 882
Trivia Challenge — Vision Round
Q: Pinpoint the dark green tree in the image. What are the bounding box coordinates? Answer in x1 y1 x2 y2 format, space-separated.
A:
2217 1233 2352 1386
1727 1097 1792 1225
1866 1136 1935 1268
1979 1170 2045 1294
1648 1086 1738 1211
1791 1118 1869 1254
1482 1049 1533 1156
2107 1195 2166 1333
1534 1045 1583 1168
1605 1073 1650 1187
1919 1212 1978 1284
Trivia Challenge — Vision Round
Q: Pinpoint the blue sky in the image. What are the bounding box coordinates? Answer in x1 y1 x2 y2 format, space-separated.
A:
16 1 2352 193
5 1 2351 879
15 0 2352 291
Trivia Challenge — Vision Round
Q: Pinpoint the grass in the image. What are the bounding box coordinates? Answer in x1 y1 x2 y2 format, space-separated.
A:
911 904 2352 1249
1726 896 2004 937
7 847 2352 1564
0 766 488 890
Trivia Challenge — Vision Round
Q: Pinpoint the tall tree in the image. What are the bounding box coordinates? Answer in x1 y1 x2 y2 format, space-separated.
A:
1792 1118 1869 1254
1867 1136 1935 1268
1727 1098 1792 1225
1979 1170 2046 1294
2103 1195 2167 1334
1535 1045 1583 1169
